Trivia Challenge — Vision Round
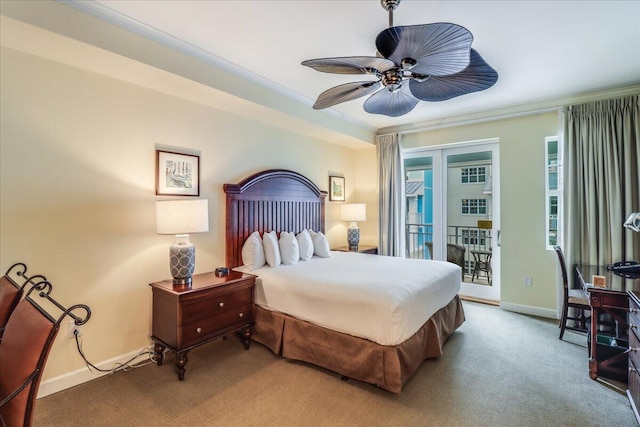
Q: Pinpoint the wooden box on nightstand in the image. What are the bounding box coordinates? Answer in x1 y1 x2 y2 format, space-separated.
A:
149 270 256 380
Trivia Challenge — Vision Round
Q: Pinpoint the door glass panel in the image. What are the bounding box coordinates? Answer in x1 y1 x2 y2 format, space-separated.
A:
404 156 435 260
446 151 493 287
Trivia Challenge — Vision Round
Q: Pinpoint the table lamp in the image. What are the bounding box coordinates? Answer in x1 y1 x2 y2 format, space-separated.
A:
340 203 366 250
624 212 640 233
156 199 209 285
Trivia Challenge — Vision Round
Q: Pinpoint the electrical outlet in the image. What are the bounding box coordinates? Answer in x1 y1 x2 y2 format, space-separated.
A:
67 319 82 338
524 275 533 287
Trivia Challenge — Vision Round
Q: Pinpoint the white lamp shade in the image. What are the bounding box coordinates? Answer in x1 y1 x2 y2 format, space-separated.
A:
156 199 209 235
340 203 366 222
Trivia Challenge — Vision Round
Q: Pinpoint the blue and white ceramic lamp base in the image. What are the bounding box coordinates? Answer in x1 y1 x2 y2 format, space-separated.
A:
347 224 360 251
169 235 195 285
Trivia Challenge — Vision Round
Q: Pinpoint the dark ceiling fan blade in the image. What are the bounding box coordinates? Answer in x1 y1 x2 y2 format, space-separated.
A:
409 49 499 101
363 84 419 117
302 56 396 75
376 23 473 76
313 81 382 109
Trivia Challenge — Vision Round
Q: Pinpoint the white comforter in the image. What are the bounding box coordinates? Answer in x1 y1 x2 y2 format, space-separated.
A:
238 251 461 346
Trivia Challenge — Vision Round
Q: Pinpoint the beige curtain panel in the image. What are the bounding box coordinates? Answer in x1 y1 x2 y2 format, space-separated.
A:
564 94 640 266
376 133 405 257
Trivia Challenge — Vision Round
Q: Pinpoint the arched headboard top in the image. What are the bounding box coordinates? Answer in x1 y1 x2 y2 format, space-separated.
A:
224 169 327 268
223 169 325 198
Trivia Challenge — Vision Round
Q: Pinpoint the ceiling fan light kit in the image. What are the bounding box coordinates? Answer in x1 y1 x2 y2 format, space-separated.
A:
302 0 498 117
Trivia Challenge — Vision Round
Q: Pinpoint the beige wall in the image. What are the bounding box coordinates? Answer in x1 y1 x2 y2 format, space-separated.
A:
0 47 366 382
401 113 560 312
353 148 378 246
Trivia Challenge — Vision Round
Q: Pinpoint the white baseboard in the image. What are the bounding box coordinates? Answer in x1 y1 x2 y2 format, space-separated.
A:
499 301 558 320
38 346 151 398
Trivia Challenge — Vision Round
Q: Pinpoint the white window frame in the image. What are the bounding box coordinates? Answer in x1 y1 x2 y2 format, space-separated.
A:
461 166 486 184
461 198 487 215
545 136 562 250
462 229 488 246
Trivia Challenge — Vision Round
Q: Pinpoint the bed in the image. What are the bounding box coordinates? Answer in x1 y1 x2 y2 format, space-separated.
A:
224 169 465 393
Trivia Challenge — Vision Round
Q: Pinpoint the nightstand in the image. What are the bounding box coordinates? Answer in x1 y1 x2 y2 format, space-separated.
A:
332 245 378 255
149 270 256 380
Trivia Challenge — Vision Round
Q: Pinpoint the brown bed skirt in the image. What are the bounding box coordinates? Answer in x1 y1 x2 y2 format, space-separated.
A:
252 295 465 393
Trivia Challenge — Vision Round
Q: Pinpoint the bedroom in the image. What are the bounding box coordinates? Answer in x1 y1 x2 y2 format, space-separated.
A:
0 1 639 425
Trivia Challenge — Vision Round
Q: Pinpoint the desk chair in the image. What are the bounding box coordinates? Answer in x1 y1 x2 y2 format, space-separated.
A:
0 277 21 340
0 281 90 427
554 245 591 340
0 263 43 340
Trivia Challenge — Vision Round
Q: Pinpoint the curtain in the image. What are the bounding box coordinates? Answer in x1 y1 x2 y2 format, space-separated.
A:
563 95 640 269
376 133 404 257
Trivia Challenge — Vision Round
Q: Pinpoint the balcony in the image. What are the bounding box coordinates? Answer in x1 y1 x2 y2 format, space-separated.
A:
405 222 492 285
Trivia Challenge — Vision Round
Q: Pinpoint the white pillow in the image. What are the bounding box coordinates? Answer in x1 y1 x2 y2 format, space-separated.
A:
309 230 331 258
296 229 314 261
241 231 266 271
279 231 300 265
263 230 281 268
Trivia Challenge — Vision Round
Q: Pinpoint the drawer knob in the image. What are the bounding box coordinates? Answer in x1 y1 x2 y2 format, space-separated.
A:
631 308 638 313
239 312 244 318
631 323 638 330
631 347 639 352
219 302 224 308
196 327 202 333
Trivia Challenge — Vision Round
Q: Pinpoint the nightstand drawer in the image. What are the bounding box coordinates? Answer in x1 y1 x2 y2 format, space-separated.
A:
631 326 640 370
630 358 640 413
181 304 253 348
630 297 640 335
181 287 252 325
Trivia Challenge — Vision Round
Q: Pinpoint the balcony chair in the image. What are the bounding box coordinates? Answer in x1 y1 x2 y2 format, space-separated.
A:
0 280 90 427
554 245 591 340
470 249 492 284
426 242 466 280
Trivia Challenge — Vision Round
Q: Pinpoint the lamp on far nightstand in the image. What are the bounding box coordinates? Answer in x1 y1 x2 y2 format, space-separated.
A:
156 199 209 286
341 203 366 251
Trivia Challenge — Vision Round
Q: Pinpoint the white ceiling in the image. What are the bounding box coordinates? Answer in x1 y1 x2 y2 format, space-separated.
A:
74 0 640 132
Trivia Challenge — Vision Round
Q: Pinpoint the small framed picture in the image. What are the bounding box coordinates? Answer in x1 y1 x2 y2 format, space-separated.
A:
329 176 345 202
156 150 200 196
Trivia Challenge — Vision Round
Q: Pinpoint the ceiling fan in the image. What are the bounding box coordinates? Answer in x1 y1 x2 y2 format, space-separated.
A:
302 0 498 117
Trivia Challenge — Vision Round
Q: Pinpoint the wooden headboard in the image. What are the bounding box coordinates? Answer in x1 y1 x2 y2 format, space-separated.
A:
224 169 327 268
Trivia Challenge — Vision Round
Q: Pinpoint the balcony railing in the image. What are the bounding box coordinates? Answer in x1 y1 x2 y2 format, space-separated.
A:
405 222 492 281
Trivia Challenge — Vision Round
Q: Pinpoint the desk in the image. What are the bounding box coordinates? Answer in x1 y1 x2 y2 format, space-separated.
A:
575 264 640 382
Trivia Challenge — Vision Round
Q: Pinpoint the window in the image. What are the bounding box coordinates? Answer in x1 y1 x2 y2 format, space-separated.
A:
461 166 486 184
545 137 562 249
461 198 487 215
462 229 488 246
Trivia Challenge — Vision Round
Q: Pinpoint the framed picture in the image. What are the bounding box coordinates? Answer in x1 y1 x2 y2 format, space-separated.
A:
156 150 200 196
329 176 345 202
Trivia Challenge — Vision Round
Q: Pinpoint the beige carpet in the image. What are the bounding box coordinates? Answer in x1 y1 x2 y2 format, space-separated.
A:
33 301 636 426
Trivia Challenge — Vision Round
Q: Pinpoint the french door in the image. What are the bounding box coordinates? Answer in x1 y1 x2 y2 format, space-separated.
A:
404 139 500 302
